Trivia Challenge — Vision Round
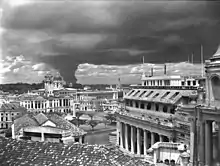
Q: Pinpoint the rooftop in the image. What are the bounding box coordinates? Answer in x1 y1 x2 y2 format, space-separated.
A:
124 89 196 104
14 113 86 136
0 137 149 166
0 103 27 113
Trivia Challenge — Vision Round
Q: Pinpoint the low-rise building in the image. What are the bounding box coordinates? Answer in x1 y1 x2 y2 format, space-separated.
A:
12 113 86 144
0 103 26 130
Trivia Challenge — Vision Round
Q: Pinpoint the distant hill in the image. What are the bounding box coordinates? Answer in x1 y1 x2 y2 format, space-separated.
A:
0 83 130 94
0 83 44 94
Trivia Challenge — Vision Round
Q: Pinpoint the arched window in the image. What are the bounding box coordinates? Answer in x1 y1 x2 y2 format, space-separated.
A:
211 76 220 100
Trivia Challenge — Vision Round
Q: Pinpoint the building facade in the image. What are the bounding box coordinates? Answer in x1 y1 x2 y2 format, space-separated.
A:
12 113 86 144
0 103 26 130
19 94 74 114
178 46 220 166
116 68 201 161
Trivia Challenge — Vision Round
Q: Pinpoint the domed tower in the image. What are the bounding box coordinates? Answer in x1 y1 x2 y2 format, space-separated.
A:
44 73 54 96
205 45 220 107
53 72 64 90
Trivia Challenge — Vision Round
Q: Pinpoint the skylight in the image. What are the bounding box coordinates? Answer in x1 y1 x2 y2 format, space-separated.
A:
152 93 160 99
145 91 154 98
133 90 140 97
127 90 135 96
161 91 170 99
139 91 147 97
170 92 180 100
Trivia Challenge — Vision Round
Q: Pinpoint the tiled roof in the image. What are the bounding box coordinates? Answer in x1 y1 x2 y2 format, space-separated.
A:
34 113 48 125
14 114 39 135
0 137 149 166
14 113 86 136
46 114 86 136
19 94 46 101
0 103 27 113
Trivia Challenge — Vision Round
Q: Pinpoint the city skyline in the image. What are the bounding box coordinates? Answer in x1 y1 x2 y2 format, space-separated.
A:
1 0 220 84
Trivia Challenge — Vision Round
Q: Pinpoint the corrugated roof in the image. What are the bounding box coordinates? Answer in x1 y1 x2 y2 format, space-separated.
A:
0 137 149 166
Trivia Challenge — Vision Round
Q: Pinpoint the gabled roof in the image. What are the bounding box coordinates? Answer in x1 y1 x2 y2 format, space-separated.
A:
0 137 149 166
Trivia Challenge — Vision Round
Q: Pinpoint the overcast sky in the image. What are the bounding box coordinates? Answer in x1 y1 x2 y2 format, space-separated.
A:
1 0 220 84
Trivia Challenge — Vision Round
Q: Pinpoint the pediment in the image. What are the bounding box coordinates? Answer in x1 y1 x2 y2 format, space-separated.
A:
41 120 56 127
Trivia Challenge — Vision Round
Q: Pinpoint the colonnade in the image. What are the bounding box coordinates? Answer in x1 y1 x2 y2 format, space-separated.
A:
117 121 170 155
22 98 71 110
191 120 220 166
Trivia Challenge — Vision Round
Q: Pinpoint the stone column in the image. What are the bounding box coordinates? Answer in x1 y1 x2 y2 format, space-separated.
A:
151 132 155 146
137 128 141 155
190 120 195 163
125 124 129 151
79 136 82 144
33 101 35 109
199 121 205 166
131 126 134 154
138 102 141 109
218 122 220 163
116 121 120 146
144 130 148 155
159 134 163 142
120 122 124 148
41 132 45 142
205 120 213 166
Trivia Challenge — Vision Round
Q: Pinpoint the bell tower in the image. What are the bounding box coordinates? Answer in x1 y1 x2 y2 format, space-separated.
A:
205 45 220 107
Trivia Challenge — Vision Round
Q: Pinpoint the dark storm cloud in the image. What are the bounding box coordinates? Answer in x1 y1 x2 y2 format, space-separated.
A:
3 1 220 83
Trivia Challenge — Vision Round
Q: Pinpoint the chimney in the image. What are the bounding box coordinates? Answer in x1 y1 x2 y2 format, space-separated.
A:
151 68 154 76
164 64 167 75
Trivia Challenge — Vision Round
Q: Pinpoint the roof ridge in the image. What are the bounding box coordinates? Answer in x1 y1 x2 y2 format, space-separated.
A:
213 45 220 57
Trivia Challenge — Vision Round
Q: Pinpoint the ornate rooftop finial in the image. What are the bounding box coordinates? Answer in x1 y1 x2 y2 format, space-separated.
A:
213 45 220 57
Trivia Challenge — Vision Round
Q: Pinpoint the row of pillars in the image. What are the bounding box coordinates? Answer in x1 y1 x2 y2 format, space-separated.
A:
190 120 220 166
117 122 171 155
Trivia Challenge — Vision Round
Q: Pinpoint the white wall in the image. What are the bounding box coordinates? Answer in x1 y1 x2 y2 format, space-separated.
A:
158 148 180 163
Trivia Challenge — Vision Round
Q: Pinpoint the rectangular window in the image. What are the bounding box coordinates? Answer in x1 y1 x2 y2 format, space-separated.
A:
140 103 145 109
187 81 191 86
133 90 140 97
155 104 159 111
135 102 139 108
193 80 196 86
147 103 151 110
